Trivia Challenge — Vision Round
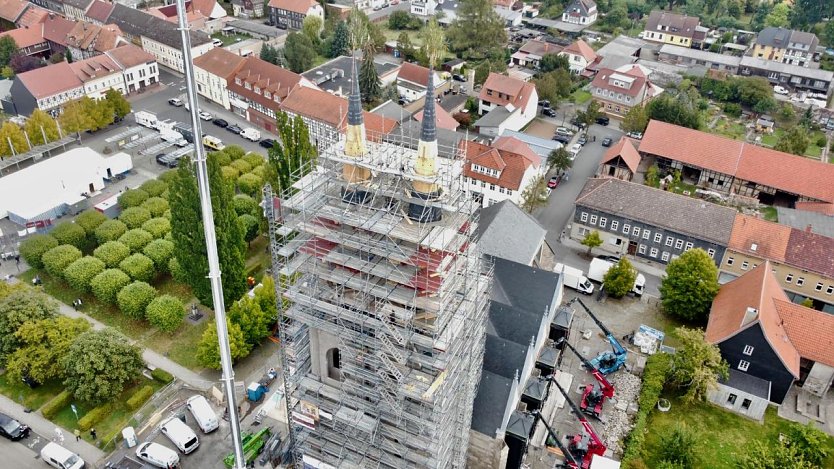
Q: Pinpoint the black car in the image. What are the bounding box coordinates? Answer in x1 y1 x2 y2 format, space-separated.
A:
601 136 613 147
452 74 466 82
0 413 30 441
596 116 610 126
155 153 168 165
543 108 557 118
552 134 571 144
596 255 621 263
213 118 229 128
569 118 587 130
259 139 275 149
538 99 551 108
226 124 242 134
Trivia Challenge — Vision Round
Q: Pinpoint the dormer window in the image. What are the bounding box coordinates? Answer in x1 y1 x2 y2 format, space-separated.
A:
244 82 251 90
264 91 271 99
235 78 242 85
254 87 261 95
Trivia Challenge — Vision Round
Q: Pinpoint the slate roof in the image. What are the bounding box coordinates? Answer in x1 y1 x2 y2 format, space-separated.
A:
575 178 736 245
563 0 596 17
370 100 412 123
107 3 210 47
490 256 560 316
470 370 514 436
487 301 543 347
739 56 833 82
645 10 700 40
720 369 771 400
484 334 528 380
381 120 465 159
639 120 834 203
775 207 834 237
477 200 546 266
755 27 818 49
61 0 92 9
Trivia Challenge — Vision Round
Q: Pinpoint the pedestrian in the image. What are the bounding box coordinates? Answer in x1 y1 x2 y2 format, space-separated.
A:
90 428 97 440
54 427 64 443
74 429 80 441
15 255 19 264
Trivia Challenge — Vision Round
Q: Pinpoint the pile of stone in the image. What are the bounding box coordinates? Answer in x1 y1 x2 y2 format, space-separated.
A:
600 371 642 454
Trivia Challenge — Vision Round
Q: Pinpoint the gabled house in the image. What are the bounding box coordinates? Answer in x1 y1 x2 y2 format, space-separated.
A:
268 0 323 30
596 137 640 181
83 0 114 25
706 262 834 420
510 39 564 69
477 73 537 135
60 0 92 21
15 5 50 28
463 137 545 208
9 61 84 115
414 105 458 131
559 39 598 75
590 64 663 118
397 61 444 102
751 27 818 68
0 0 28 26
193 46 247 110
561 0 597 25
410 0 437 16
642 10 703 49
63 22 128 61
231 0 263 19
105 44 158 95
69 54 124 99
0 26 50 57
476 199 550 268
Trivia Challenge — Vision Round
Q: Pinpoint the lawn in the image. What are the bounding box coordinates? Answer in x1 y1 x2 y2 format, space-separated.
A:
210 31 252 47
713 120 747 140
668 181 698 196
761 128 825 159
0 373 63 411
761 206 778 222
570 89 592 105
761 128 782 147
642 395 834 468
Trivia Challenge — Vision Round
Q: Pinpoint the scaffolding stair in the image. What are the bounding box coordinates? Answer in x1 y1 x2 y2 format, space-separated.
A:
376 351 403 381
379 335 404 365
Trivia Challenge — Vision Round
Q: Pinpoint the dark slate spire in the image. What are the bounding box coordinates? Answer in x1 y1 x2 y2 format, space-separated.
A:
348 53 363 126
420 68 437 143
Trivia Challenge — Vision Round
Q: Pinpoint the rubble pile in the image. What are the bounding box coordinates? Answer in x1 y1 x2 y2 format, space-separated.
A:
601 372 642 453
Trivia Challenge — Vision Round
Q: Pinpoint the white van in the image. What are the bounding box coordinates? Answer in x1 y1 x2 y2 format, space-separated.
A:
240 127 261 142
40 442 85 469
160 417 199 454
186 395 219 433
135 442 180 468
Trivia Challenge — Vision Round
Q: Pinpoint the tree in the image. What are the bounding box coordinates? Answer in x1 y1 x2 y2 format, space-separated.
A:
50 222 86 248
119 207 152 229
0 36 17 68
19 234 59 268
784 422 830 467
474 61 491 86
659 249 719 322
397 32 416 61
658 424 696 469
24 109 60 146
90 268 131 304
143 239 174 271
577 100 602 128
233 194 259 217
0 289 59 365
95 219 128 244
284 32 317 73
0 121 28 157
775 125 810 156
142 197 169 218
141 218 171 240
196 318 251 369
360 44 382 104
75 209 107 238
238 214 260 247
388 11 420 30
739 439 815 469
118 188 150 208
6 317 90 384
621 105 649 133
259 43 279 64
540 53 570 73
118 229 154 253
447 0 507 61
117 281 157 320
62 328 143 403
9 54 42 74
145 295 185 332
668 326 728 403
105 89 131 120
603 257 637 298
533 69 572 105
63 256 105 292
302 15 323 46
645 164 661 188
119 253 156 283
83 96 114 131
208 154 247 306
59 99 92 135
581 230 603 255
229 296 271 346
421 19 446 68
266 111 317 194
330 21 350 58
520 175 549 213
42 244 83 278
647 94 702 130
825 20 834 48
765 2 791 28
547 147 573 173
254 275 278 320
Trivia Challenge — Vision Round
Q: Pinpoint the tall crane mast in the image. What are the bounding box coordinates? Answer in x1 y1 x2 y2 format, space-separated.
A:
558 338 615 418
549 377 607 469
528 410 581 469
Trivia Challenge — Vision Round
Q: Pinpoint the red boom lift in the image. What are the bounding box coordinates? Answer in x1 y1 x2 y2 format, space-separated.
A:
529 410 581 469
550 377 607 469
558 338 615 419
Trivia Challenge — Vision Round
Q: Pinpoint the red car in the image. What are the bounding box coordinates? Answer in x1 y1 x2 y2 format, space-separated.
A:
547 175 561 188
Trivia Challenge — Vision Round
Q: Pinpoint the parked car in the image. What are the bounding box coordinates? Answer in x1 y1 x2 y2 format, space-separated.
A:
240 127 261 141
0 413 29 440
168 98 183 107
538 99 551 108
452 74 466 82
570 143 582 154
577 135 587 146
212 118 228 128
601 136 613 147
198 111 213 121
596 116 610 126
547 175 561 188
136 442 180 468
226 124 242 134
543 108 557 118
259 138 275 148
553 134 571 144
555 127 573 136
570 118 587 130
626 131 643 140
773 85 789 95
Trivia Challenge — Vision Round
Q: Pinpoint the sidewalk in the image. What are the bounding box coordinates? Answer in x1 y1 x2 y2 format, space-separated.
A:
0 393 104 464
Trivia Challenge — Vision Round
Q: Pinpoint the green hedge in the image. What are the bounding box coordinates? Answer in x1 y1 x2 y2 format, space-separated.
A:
41 390 73 419
621 353 672 467
151 368 174 384
126 385 154 411
78 403 111 431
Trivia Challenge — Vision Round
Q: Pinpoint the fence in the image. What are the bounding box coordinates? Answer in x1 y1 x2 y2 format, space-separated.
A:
99 380 181 454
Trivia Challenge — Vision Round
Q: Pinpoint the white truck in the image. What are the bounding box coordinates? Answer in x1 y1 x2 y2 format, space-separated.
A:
134 111 157 129
588 257 645 296
554 263 594 295
155 119 177 133
240 127 261 142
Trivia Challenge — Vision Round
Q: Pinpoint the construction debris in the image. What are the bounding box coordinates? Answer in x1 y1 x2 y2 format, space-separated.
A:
601 371 642 454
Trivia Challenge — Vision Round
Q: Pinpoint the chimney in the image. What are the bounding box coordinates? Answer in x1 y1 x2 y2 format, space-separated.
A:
806 224 812 233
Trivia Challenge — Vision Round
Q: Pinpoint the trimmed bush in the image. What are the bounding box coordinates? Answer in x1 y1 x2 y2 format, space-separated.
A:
126 385 155 411
50 222 86 249
151 368 174 384
250 164 266 179
230 159 252 174
168 257 186 282
118 229 153 253
117 188 149 208
117 281 157 320
141 197 168 218
158 169 178 185
20 234 58 268
145 295 185 332
139 179 167 197
42 244 82 278
221 166 240 180
75 210 107 236
94 219 128 245
816 136 827 148
119 253 156 282
93 241 130 268
63 256 106 292
243 152 263 168
41 390 73 419
119 207 151 229
233 194 258 217
213 152 231 166
143 239 174 271
237 173 262 197
164 231 173 242
141 218 171 239
78 403 111 431
90 269 131 304
163 209 171 220
224 145 245 161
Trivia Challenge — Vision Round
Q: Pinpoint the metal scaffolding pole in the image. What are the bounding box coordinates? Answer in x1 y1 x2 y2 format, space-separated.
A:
174 2 245 468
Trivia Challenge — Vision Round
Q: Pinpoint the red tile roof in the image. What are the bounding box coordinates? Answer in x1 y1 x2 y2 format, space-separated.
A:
69 54 121 83
492 135 541 167
193 47 246 79
267 0 318 14
0 0 26 23
774 300 834 368
414 105 458 131
280 85 397 136
229 56 308 111
479 72 535 110
706 261 800 377
463 140 538 191
639 120 834 203
562 39 597 62
0 26 46 49
728 214 790 262
517 39 564 58
591 65 650 98
41 15 76 44
85 0 114 23
794 201 834 216
15 5 49 28
16 61 83 98
105 43 154 69
64 22 124 53
397 61 433 88
784 228 834 279
600 137 640 173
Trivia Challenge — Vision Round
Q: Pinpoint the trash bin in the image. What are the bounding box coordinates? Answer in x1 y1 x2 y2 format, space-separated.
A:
122 427 137 448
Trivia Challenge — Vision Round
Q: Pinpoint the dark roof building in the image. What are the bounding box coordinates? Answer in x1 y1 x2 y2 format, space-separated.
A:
476 199 548 267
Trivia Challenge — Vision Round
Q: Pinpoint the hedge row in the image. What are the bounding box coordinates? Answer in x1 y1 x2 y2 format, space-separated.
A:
621 353 672 467
126 385 155 411
41 390 73 419
151 368 174 384
78 403 111 431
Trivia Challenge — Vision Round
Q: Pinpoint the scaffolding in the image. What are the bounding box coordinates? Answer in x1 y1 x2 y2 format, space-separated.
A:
266 128 492 469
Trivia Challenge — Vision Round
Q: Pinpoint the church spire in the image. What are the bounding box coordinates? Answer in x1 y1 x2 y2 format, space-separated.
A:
347 53 363 127
419 68 437 143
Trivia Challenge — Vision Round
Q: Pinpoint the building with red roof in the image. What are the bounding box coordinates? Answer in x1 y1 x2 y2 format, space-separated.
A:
590 63 663 118
559 39 598 75
463 138 545 208
0 25 50 56
0 0 28 24
596 137 640 181
267 0 322 30
477 72 538 137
